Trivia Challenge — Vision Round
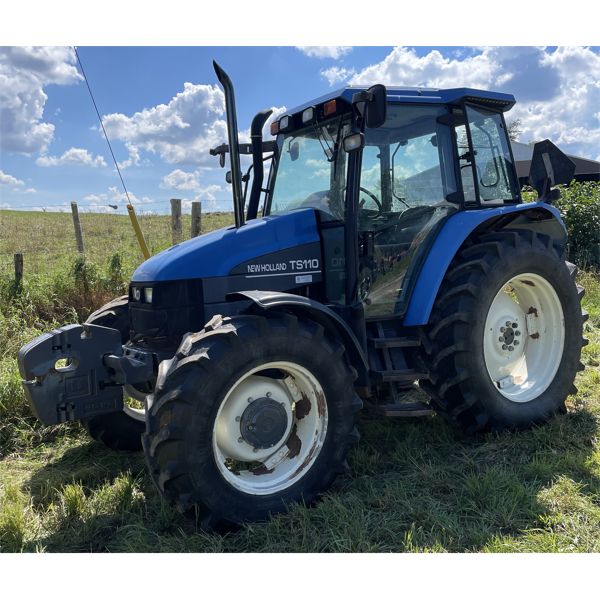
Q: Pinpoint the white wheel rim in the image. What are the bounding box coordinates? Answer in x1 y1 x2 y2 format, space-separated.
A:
122 384 149 421
212 361 328 495
483 272 565 403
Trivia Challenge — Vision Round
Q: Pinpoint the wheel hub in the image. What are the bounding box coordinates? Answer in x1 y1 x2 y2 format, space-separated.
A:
240 397 288 449
494 319 523 352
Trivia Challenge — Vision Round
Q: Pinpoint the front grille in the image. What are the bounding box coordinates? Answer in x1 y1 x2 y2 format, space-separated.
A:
128 279 204 342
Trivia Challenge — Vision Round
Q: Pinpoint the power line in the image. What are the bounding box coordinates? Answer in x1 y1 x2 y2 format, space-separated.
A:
73 46 133 206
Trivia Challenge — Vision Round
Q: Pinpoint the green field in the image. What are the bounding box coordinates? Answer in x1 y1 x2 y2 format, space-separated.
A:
0 209 599 552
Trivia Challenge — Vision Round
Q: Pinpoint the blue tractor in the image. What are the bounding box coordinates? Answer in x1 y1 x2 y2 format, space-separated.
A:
18 62 586 528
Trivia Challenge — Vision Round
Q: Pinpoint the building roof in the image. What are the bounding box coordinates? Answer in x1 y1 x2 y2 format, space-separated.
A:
512 141 600 179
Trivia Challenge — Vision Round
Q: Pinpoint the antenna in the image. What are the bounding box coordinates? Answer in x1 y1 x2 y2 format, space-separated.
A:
73 46 132 206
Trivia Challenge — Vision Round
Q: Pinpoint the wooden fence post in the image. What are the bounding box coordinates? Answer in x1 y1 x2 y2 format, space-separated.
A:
71 202 85 253
14 252 23 289
171 198 182 245
191 201 202 237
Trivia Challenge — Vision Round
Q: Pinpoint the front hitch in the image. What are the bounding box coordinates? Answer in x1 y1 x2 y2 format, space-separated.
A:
18 324 153 425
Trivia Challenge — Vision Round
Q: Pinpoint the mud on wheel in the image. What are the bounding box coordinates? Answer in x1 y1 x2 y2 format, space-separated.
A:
143 313 362 528
420 229 587 433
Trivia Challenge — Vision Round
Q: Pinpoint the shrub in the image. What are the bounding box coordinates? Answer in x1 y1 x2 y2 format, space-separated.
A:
555 181 600 269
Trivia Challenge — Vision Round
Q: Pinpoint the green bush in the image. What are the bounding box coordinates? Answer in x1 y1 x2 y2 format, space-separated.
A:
555 181 600 269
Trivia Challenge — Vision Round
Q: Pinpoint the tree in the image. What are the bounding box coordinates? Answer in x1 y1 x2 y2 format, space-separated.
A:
507 118 523 142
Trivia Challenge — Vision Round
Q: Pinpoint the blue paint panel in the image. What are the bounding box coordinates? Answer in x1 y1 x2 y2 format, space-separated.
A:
403 202 564 326
131 208 319 282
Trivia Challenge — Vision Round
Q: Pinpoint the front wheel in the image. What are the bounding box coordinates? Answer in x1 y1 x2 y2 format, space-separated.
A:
421 230 587 433
143 314 361 528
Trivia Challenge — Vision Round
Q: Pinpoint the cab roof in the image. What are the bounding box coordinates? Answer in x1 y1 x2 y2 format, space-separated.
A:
288 85 516 115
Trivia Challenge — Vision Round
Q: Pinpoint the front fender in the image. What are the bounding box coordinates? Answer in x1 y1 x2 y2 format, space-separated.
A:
230 290 368 373
403 202 566 326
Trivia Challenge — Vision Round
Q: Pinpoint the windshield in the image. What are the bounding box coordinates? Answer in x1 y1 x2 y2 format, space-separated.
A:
269 117 350 221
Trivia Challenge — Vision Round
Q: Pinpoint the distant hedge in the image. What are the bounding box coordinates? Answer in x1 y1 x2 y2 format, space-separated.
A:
555 181 600 270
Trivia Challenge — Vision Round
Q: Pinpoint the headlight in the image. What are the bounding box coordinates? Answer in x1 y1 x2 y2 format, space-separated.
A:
144 287 153 304
132 287 141 301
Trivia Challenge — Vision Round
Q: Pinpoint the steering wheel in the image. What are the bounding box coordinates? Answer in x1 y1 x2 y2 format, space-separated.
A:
358 186 383 217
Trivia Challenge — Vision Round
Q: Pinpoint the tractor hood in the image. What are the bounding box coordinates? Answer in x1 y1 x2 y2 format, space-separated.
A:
131 208 320 283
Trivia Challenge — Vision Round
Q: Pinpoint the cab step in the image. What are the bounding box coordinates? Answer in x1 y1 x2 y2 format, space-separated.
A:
370 369 428 383
368 336 421 349
377 401 434 418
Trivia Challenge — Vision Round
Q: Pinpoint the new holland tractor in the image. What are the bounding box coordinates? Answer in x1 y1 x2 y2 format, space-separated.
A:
18 62 587 528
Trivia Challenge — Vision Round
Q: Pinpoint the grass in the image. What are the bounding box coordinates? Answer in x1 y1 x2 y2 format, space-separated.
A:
0 210 599 552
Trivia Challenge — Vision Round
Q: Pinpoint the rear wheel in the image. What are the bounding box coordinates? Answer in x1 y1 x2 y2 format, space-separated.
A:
143 314 361 528
421 230 586 432
84 295 148 451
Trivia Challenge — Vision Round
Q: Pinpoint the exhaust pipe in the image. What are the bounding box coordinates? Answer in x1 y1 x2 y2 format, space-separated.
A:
247 109 273 220
213 61 244 228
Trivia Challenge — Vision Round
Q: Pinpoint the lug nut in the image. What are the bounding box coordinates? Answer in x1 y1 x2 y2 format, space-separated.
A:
502 344 507 350
235 416 241 422
238 437 244 443
499 337 504 342
512 322 518 328
514 340 520 346
515 330 521 336
266 392 272 398
508 346 514 352
505 321 511 327
247 397 253 403
500 327 506 333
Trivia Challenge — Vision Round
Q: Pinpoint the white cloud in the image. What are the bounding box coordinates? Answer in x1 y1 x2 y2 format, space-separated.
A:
83 186 153 207
297 47 352 60
161 169 200 191
102 78 284 168
350 46 600 160
350 46 503 89
506 47 600 156
0 46 81 154
320 66 356 86
102 82 227 166
117 142 141 169
0 169 24 186
36 147 107 167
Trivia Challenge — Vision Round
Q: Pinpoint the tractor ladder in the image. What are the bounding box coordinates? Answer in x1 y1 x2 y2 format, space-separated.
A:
366 319 434 418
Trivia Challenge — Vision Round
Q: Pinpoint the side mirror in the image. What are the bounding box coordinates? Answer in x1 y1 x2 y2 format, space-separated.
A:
365 84 387 129
529 139 575 201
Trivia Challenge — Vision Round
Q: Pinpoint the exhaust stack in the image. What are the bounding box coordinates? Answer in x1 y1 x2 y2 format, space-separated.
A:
247 109 273 220
213 61 244 228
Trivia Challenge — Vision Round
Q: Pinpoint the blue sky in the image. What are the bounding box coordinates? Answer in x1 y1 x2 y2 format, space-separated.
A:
1 46 599 214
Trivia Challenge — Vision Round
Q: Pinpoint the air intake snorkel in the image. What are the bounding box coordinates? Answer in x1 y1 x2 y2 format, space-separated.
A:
246 109 273 220
213 61 244 228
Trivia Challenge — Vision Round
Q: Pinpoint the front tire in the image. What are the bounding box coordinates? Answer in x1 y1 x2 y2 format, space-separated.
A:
421 230 586 433
143 314 361 528
84 295 147 451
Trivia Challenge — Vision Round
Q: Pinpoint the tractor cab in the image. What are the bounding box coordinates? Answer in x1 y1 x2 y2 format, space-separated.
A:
260 86 520 315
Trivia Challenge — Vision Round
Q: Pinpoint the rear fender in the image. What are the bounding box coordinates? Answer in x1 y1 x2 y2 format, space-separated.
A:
403 202 566 326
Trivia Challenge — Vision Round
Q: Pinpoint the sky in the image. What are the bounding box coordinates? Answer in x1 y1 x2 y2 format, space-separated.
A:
1 45 600 214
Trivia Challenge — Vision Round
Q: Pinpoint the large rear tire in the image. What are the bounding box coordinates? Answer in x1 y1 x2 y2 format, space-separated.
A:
143 313 362 528
420 230 587 433
84 295 147 451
